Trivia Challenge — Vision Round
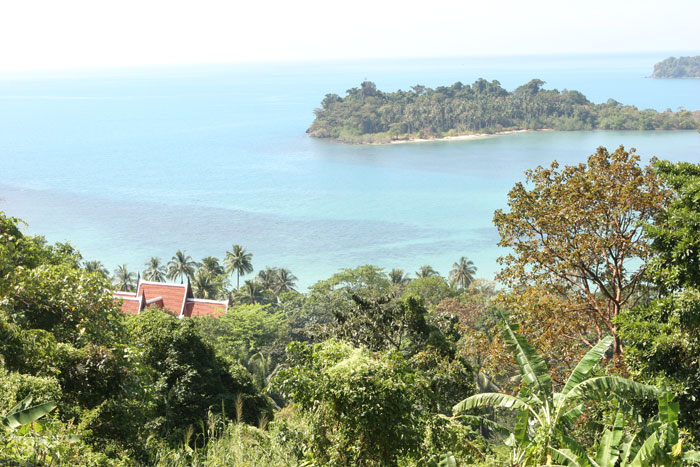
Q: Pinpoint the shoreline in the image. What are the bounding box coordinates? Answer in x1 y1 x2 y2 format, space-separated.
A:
387 129 547 145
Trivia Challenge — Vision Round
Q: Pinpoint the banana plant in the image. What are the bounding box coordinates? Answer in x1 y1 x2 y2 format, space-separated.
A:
453 313 659 466
1 396 56 431
550 392 700 467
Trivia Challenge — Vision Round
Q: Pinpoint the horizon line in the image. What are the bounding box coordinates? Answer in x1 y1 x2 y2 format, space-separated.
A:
2 49 699 76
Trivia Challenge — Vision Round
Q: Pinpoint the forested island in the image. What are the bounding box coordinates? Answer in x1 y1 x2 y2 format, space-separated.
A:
651 55 700 78
307 79 700 143
4 146 700 465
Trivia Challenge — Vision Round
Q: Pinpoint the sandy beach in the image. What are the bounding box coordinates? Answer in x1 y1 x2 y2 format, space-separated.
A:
386 129 550 145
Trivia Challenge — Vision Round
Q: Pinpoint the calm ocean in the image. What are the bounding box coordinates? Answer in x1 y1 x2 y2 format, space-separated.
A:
1 53 699 288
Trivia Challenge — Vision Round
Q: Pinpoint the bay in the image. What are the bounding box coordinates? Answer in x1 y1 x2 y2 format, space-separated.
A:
1 53 699 287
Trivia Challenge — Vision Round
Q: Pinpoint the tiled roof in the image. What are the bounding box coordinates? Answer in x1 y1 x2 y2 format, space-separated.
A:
113 279 227 318
115 295 143 315
136 281 188 316
183 299 227 318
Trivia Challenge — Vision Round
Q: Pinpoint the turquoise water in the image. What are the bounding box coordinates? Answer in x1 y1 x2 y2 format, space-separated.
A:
1 54 699 288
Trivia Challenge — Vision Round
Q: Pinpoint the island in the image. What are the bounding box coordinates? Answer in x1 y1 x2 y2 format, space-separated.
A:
307 79 700 144
651 56 700 78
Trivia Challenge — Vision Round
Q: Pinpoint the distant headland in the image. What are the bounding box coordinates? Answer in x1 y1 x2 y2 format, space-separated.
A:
307 79 700 144
651 56 700 78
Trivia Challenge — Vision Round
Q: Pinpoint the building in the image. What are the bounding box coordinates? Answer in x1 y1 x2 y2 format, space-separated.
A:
113 279 228 318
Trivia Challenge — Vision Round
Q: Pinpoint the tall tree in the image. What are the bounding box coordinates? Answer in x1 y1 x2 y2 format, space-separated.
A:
192 269 216 299
83 260 109 279
256 267 278 292
388 268 411 287
493 146 669 357
416 265 439 278
274 268 298 295
113 264 135 292
199 256 225 276
620 160 700 441
449 257 477 290
166 250 197 283
143 257 166 282
224 245 253 289
236 280 264 305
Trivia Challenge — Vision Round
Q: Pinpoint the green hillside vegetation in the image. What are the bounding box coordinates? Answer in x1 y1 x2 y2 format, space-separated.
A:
307 79 700 143
4 145 700 465
651 56 700 78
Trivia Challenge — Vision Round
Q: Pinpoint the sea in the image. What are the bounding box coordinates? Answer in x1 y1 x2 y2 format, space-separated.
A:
1 53 699 289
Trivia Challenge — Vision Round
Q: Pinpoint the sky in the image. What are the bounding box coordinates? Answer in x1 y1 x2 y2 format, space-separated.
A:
1 0 699 71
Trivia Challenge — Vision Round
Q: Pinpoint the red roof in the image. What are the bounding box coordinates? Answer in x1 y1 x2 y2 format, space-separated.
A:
137 281 188 315
184 299 226 318
117 297 142 315
113 279 227 318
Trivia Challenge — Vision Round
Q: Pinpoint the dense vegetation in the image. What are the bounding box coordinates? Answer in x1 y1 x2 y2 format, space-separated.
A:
307 80 700 143
4 145 700 465
651 56 700 78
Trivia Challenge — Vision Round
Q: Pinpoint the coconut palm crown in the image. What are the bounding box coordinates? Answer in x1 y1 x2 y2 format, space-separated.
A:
224 244 254 289
388 268 411 286
84 260 109 279
167 250 197 283
416 265 439 278
143 257 166 282
449 256 477 289
113 264 136 292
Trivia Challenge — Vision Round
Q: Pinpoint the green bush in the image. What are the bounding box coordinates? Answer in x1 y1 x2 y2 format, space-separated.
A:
274 340 426 466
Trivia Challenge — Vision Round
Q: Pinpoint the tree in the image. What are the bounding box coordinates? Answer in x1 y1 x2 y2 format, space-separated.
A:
143 257 166 282
493 146 669 357
449 256 477 290
127 308 272 443
388 268 411 287
255 266 278 292
166 250 197 283
403 276 455 306
224 245 253 289
83 260 109 279
619 160 700 442
302 265 393 340
454 314 660 466
192 269 216 299
273 341 426 466
199 256 225 276
195 303 287 366
274 268 297 295
416 265 440 278
236 280 265 305
113 264 135 292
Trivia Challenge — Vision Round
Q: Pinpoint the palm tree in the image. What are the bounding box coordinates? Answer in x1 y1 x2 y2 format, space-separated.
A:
167 250 197 283
224 244 253 289
416 265 439 278
449 256 477 290
236 280 264 305
388 268 411 286
143 257 166 282
454 313 660 466
192 269 216 299
275 268 298 294
256 266 279 292
199 256 225 276
83 260 109 279
113 264 136 291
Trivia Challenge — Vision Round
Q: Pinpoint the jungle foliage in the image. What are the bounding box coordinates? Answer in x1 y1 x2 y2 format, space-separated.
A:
307 80 700 143
651 56 700 78
4 147 700 466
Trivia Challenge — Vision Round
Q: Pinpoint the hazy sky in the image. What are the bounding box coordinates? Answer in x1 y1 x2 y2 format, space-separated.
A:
1 0 699 71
